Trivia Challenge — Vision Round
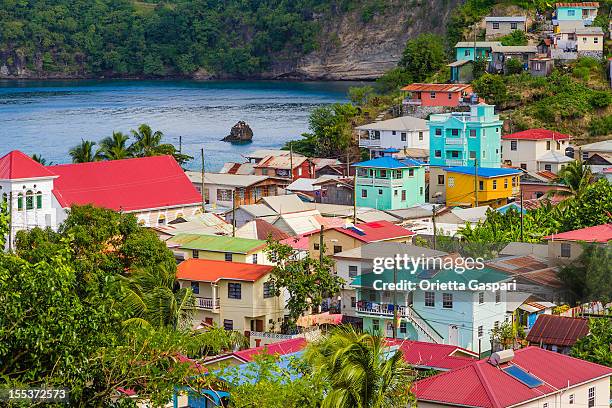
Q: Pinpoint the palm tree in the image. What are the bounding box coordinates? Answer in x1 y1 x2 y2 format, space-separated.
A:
31 154 52 165
120 266 194 331
554 157 593 198
130 124 164 157
99 131 131 160
68 139 103 163
305 326 415 408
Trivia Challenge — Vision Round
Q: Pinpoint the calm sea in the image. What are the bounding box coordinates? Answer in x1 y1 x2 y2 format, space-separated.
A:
0 80 356 171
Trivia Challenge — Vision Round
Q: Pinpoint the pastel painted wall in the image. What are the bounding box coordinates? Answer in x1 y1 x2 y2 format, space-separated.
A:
456 47 493 61
355 166 426 210
445 172 520 207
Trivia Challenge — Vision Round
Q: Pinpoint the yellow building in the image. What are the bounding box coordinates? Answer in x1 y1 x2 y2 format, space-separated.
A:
176 259 285 334
444 166 521 208
307 220 414 259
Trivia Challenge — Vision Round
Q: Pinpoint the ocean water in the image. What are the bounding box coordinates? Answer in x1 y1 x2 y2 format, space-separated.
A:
0 80 356 171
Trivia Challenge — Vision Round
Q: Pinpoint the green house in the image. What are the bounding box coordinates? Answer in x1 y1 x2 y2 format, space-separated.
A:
353 150 425 210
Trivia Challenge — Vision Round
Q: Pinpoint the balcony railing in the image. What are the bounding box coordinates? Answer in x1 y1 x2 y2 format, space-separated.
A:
196 297 220 310
403 98 422 105
445 159 465 166
357 302 409 317
356 177 404 188
445 137 466 145
359 138 381 147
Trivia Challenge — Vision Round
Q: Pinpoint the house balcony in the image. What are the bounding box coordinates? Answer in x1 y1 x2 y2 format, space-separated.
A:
356 177 404 188
195 297 220 311
359 138 381 148
445 159 466 166
357 301 409 317
445 137 466 146
403 98 422 106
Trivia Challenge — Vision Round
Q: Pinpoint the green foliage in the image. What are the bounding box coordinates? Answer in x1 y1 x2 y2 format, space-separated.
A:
505 58 525 75
570 318 612 367
558 244 612 305
0 201 8 248
589 91 612 109
499 30 528 46
557 179 612 231
264 238 343 329
446 0 495 50
306 326 416 408
572 57 605 82
69 139 103 163
375 68 412 94
399 34 447 83
472 73 508 105
490 321 515 349
554 158 594 198
588 115 612 136
349 86 375 106
289 103 359 158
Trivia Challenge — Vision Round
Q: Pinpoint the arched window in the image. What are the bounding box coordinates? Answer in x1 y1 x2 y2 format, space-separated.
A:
17 193 23 210
25 190 34 210
158 214 166 226
36 191 43 209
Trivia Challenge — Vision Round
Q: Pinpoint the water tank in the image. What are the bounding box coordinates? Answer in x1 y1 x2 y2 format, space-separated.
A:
489 349 515 366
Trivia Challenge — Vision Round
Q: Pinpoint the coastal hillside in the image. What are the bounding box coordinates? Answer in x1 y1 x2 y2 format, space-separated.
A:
0 0 459 80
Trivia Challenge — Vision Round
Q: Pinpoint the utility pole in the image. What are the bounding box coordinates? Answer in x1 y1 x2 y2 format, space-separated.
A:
7 191 12 252
432 204 437 250
179 136 182 154
520 182 524 242
232 189 236 237
346 148 350 177
200 148 206 213
353 170 357 224
474 158 479 207
289 141 294 180
319 225 324 264
392 265 398 339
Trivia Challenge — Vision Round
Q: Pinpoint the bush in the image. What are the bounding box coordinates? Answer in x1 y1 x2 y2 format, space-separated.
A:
589 115 612 136
399 34 447 82
472 73 508 105
505 58 524 75
589 91 612 109
375 68 412 94
499 30 528 46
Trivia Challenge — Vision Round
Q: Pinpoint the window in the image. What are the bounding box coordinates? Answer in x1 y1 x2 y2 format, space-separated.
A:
594 36 599 43
546 140 551 150
191 281 199 294
556 142 561 150
351 297 356 308
582 36 587 43
470 129 477 137
228 282 242 299
492 180 497 190
223 319 233 330
261 168 268 175
394 190 398 196
263 281 274 298
333 245 343 254
520 163 527 170
380 169 387 178
224 252 233 262
448 176 455 188
36 192 42 209
419 131 424 141
493 22 500 29
478 292 485 304
451 151 459 158
504 179 508 189
482 150 486 159
451 129 459 136
401 190 406 201
408 169 414 177
434 150 442 157
217 188 232 201
420 187 423 195
569 394 574 404
362 189 367 198
464 49 471 57
392 130 396 135
443 293 453 309
435 128 442 136
401 132 407 141
348 265 358 278
510 140 517 151
373 319 380 332
400 321 407 334
479 180 484 191
430 92 436 99
395 170 402 179
470 151 476 159
544 164 552 171
561 242 571 258
511 22 517 29
252 253 258 264
314 243 320 250
567 9 575 16
478 325 484 338
494 321 500 331
588 387 595 408
25 190 34 210
438 175 445 185
425 292 435 307
192 249 199 259
378 188 383 195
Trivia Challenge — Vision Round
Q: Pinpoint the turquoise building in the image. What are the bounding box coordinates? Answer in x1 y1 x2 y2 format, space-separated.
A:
454 41 500 61
427 103 503 168
351 266 512 354
353 150 425 210
554 3 598 23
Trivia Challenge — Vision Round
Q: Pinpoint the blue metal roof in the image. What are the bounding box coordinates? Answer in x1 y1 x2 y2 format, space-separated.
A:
382 148 400 153
353 156 423 169
443 166 522 178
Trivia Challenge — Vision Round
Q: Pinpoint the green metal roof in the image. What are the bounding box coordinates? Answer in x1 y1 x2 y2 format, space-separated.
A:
171 233 266 254
352 266 512 289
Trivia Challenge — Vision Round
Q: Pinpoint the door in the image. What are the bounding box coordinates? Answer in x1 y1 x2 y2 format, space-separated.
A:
255 319 264 332
448 325 459 346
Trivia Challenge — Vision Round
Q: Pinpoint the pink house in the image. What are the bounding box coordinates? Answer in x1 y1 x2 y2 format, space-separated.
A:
401 83 476 107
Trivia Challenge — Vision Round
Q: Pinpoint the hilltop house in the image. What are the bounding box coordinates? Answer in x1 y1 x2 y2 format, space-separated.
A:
443 166 522 208
413 347 612 408
176 259 285 334
400 83 477 108
553 2 599 29
356 116 429 158
502 128 573 173
485 16 527 39
489 44 538 74
0 151 202 248
167 233 270 264
351 265 512 354
552 26 604 59
454 41 500 62
427 104 503 203
353 153 426 210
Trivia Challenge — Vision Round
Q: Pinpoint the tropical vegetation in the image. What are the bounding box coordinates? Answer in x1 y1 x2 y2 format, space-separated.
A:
570 318 612 367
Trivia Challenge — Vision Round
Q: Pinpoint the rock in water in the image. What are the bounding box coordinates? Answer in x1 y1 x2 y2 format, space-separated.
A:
222 121 253 143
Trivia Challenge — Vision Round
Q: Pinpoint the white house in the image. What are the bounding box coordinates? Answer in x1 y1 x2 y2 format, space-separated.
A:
502 128 574 173
356 116 429 158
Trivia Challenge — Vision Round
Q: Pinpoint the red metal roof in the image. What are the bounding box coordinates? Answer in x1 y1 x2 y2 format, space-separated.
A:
280 233 310 250
50 155 201 212
544 224 612 243
386 339 477 370
250 219 290 241
556 2 599 7
177 259 273 283
526 314 589 347
233 338 307 362
331 220 414 243
414 347 612 408
0 150 56 180
401 83 472 93
502 128 571 141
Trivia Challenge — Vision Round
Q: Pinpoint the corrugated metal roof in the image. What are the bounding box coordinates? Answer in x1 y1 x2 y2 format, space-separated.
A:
355 115 428 131
485 16 526 22
169 233 266 253
455 41 501 48
401 83 472 92
556 2 599 8
526 314 589 346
